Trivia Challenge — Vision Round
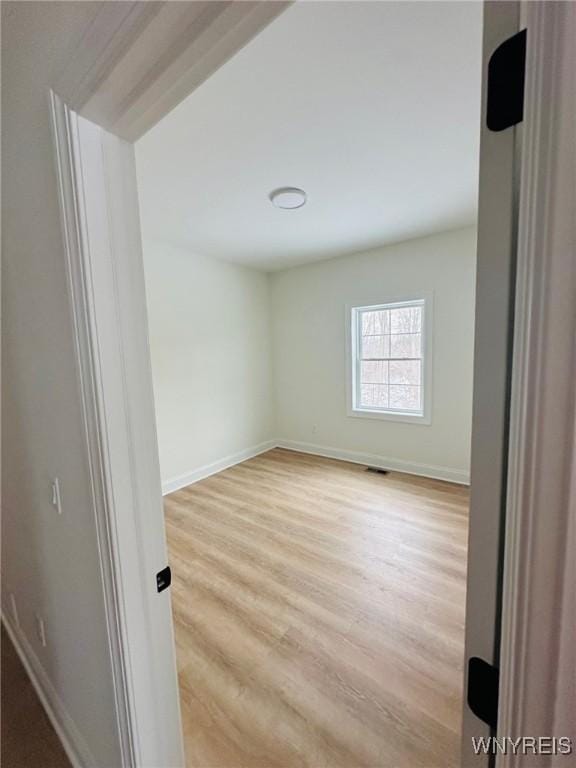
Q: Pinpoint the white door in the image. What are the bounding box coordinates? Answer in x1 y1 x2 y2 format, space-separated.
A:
462 2 523 764
51 94 185 767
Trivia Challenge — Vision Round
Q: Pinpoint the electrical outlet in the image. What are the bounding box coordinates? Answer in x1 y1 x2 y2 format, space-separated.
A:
9 593 19 627
312 424 318 434
35 614 47 648
51 478 62 514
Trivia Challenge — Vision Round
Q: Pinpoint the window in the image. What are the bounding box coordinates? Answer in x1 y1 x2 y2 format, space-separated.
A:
349 299 430 423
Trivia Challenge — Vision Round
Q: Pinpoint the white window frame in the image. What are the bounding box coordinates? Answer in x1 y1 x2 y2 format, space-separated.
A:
347 296 432 424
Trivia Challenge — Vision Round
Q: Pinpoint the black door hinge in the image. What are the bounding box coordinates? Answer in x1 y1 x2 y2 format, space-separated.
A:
467 657 500 729
487 28 527 131
156 565 172 593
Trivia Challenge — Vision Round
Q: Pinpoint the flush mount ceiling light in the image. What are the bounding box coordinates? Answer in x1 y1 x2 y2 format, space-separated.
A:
269 187 307 210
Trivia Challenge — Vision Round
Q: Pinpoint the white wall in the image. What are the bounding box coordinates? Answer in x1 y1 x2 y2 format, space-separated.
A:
271 227 477 483
141 241 274 490
142 226 475 486
1 3 122 766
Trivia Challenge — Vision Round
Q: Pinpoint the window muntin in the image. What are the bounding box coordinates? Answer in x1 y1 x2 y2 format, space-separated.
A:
353 300 425 416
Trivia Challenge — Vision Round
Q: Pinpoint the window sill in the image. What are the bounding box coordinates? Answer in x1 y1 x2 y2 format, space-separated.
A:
348 407 431 425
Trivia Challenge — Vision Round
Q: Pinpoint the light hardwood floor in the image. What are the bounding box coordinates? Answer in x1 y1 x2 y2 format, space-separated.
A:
165 448 469 768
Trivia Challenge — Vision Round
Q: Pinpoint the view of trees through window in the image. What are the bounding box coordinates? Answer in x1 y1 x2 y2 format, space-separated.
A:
355 301 424 413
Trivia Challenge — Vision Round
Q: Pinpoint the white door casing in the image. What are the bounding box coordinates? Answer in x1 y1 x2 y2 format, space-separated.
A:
51 92 185 768
497 2 576 765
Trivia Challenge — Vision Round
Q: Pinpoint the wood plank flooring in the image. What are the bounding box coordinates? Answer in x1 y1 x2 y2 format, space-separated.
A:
165 448 469 768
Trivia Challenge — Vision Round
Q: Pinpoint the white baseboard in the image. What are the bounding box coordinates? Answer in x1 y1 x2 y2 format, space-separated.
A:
162 439 277 495
1 613 96 768
162 437 469 493
275 439 470 485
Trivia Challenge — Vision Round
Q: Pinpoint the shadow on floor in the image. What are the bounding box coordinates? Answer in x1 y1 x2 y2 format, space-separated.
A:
1 626 70 768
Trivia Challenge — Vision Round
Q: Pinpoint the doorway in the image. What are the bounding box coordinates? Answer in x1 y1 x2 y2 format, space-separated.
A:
48 2 533 766
134 3 479 766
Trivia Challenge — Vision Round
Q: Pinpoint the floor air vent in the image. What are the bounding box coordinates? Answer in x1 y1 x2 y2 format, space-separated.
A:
366 467 389 475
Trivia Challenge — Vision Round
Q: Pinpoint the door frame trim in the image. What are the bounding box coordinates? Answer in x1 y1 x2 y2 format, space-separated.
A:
50 92 185 767
50 92 136 766
497 2 576 762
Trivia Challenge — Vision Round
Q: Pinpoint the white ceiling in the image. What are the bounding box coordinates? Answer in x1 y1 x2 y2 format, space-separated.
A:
136 1 482 272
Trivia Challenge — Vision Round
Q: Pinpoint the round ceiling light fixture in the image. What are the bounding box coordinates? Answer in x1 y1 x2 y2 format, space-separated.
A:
269 187 307 210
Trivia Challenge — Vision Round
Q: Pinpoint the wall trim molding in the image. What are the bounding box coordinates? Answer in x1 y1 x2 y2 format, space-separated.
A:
162 439 469 493
55 1 291 141
50 92 184 766
1 614 96 768
162 440 277 495
497 3 576 763
276 440 470 485
50 92 135 765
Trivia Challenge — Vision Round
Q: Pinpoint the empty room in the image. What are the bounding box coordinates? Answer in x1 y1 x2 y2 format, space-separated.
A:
5 0 576 766
135 3 479 766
